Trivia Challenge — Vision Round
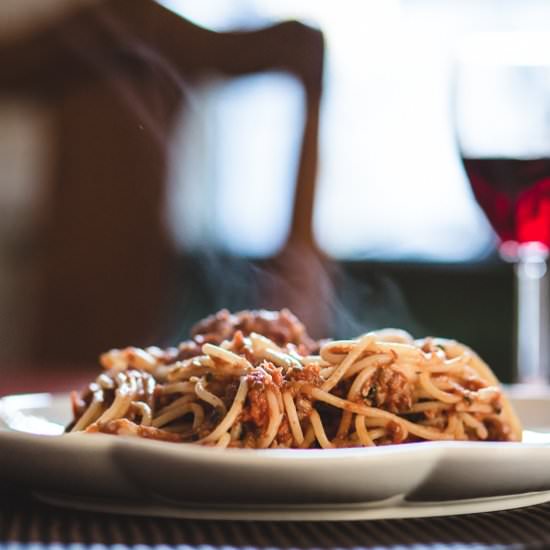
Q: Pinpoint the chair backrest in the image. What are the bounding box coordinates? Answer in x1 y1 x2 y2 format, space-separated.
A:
0 0 324 360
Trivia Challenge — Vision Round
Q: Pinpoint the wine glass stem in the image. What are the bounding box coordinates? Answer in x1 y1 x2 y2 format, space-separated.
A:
516 247 548 384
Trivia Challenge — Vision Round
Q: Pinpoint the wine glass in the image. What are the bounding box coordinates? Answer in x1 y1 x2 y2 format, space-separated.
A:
453 32 550 385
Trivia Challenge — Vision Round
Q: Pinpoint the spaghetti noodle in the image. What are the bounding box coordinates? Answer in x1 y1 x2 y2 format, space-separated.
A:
68 309 522 447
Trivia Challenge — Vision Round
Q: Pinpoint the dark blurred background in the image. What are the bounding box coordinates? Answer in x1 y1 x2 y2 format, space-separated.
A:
1 0 547 386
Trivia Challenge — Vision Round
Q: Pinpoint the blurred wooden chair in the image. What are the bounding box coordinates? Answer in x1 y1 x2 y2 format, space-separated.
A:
0 0 324 361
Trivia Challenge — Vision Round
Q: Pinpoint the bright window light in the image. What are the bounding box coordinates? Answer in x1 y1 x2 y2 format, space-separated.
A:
164 0 550 261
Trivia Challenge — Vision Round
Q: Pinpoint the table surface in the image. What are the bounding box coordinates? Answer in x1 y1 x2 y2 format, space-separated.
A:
2 366 550 550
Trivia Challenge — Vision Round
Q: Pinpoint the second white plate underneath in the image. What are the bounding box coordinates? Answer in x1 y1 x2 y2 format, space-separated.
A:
35 489 550 521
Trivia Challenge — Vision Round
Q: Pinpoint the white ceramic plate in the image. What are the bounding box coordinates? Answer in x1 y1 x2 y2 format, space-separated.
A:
2 391 550 520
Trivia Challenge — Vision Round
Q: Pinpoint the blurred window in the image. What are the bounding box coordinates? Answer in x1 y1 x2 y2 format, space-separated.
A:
163 0 550 261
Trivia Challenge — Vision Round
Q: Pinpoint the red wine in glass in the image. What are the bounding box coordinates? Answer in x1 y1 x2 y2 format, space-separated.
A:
455 32 550 384
462 156 550 383
462 157 550 248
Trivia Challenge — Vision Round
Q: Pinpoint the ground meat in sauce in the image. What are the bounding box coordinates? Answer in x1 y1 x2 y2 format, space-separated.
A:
361 367 414 414
286 364 322 385
241 361 283 434
276 418 294 447
243 386 269 428
263 363 284 386
385 420 408 444
190 308 319 353
240 366 279 429
484 416 513 441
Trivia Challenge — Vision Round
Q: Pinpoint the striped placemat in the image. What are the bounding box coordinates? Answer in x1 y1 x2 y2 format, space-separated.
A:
2 492 550 549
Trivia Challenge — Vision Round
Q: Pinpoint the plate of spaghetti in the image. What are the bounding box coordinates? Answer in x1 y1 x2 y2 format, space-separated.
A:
1 308 550 520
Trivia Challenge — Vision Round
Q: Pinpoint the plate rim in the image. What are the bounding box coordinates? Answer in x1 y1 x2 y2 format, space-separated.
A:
2 391 550 460
4 391 550 519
